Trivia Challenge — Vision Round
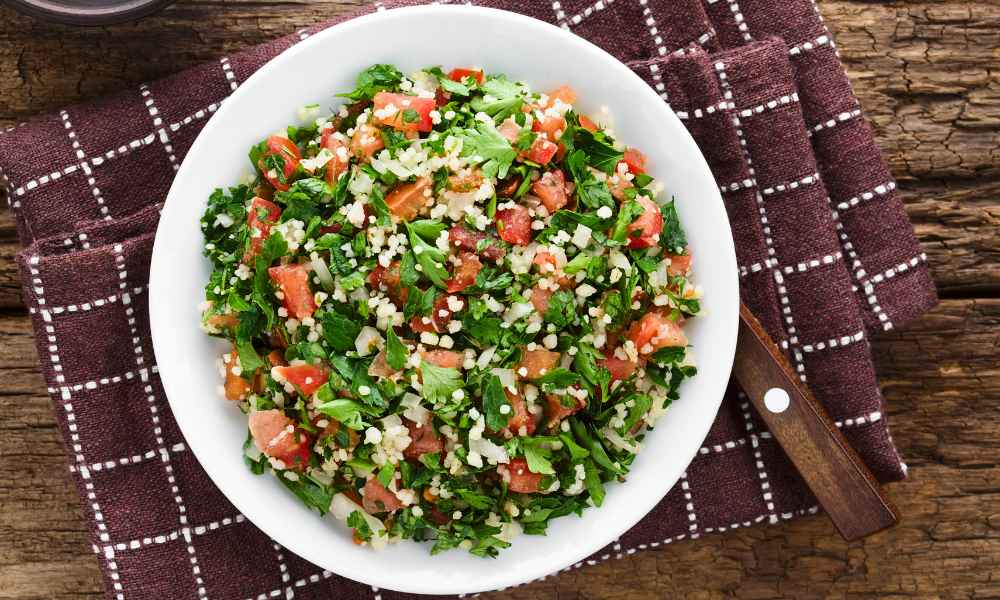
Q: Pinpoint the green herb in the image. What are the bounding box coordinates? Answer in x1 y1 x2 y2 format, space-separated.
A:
385 328 409 370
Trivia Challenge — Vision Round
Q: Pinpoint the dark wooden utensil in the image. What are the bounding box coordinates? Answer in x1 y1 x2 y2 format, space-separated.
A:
732 303 899 541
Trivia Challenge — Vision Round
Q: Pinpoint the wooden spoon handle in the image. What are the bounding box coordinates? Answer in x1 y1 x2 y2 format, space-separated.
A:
732 303 899 541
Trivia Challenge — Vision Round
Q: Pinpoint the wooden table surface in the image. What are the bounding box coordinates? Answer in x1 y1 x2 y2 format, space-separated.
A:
1 1 998 598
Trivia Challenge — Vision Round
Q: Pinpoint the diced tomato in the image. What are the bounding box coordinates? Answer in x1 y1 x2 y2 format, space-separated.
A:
627 196 664 249
373 92 435 134
449 67 485 85
434 87 450 108
268 264 316 319
448 225 505 262
545 394 586 429
579 114 600 132
446 253 482 293
273 363 328 396
496 175 522 198
421 350 464 369
385 177 431 222
599 353 638 383
532 170 569 212
532 114 565 143
403 418 444 460
224 350 251 401
245 197 282 261
351 123 385 160
609 176 632 201
505 390 536 437
622 148 647 175
427 506 451 525
627 312 688 355
533 252 572 288
530 286 553 315
518 348 561 380
368 261 408 306
546 85 577 107
668 254 693 276
504 457 543 493
368 350 398 379
498 117 522 144
448 170 484 193
525 137 559 165
362 477 404 514
410 294 454 334
267 350 287 367
319 419 360 449
258 135 301 192
320 128 350 184
495 205 532 246
248 409 312 470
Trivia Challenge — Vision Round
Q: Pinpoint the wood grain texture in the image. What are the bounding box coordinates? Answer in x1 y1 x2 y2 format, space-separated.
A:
0 1 997 599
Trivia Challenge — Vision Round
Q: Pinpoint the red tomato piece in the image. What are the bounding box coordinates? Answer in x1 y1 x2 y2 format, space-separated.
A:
525 137 559 165
530 286 553 315
248 409 312 470
518 348 561 380
504 457 543 493
532 114 566 143
622 148 647 175
495 205 532 246
505 390 536 437
403 418 444 460
224 350 252 401
545 394 586 429
449 67 485 85
268 264 316 319
627 196 664 249
273 363 329 396
579 114 600 132
267 350 287 368
373 92 435 134
599 353 638 383
546 85 577 107
421 350 464 369
385 177 431 222
627 312 688 355
245 197 282 262
320 128 351 184
362 477 404 514
448 225 505 261
259 135 301 192
409 295 453 334
498 117 522 144
368 261 408 306
532 170 569 212
668 254 693 276
448 170 484 193
351 123 385 160
445 253 482 293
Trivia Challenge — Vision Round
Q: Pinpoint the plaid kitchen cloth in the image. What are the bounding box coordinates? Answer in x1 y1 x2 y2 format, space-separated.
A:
1 1 937 598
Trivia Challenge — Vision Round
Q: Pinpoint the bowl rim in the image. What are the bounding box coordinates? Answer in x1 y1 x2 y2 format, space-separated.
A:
149 4 739 594
1 0 174 26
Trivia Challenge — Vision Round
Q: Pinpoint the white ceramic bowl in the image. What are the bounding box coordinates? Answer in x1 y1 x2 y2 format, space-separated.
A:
149 5 738 595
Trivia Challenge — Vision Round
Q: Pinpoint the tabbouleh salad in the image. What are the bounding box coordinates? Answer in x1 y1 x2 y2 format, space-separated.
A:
199 63 701 556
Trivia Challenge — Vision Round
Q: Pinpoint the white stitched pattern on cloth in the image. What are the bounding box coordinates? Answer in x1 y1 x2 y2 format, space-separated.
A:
739 397 779 523
114 243 209 597
59 110 110 220
139 83 179 171
29 285 147 315
638 0 670 100
559 0 617 29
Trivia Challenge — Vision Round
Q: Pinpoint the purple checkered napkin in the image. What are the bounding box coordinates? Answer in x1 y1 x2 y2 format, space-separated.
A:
2 1 936 599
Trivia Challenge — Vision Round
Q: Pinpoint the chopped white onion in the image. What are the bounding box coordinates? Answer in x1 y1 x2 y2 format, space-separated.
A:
469 436 510 464
355 326 384 356
310 255 335 292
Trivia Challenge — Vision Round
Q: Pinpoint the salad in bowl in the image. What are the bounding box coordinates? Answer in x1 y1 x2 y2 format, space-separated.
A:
198 63 701 557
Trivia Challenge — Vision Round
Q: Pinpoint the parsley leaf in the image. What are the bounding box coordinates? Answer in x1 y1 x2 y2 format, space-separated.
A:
460 122 517 179
659 199 687 253
321 312 362 352
543 290 576 328
577 129 624 175
235 337 264 376
347 511 373 541
385 328 409 371
482 375 511 432
339 64 404 101
522 443 555 475
405 223 450 288
420 360 463 405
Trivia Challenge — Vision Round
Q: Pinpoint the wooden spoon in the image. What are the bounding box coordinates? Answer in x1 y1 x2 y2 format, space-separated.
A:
732 303 899 541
